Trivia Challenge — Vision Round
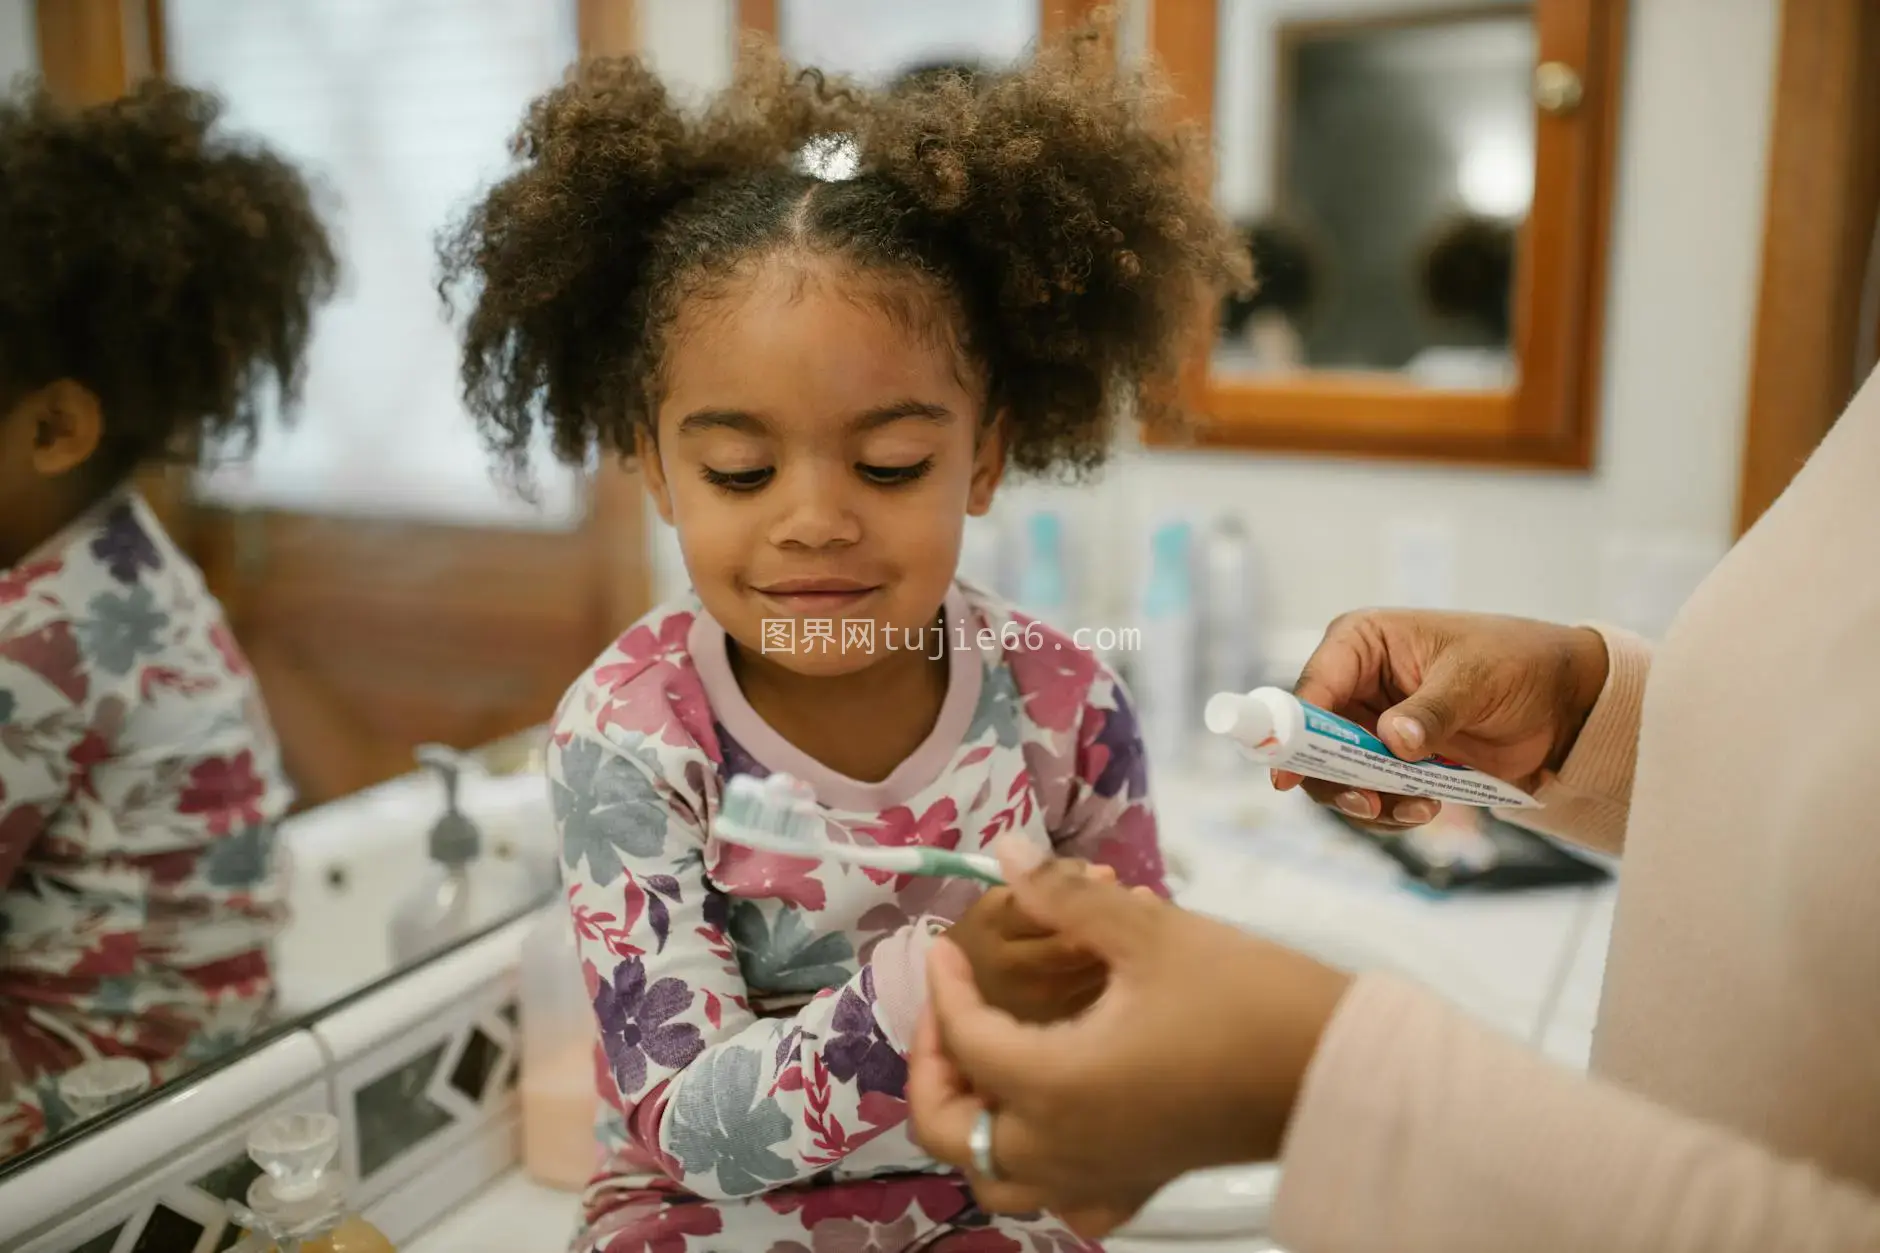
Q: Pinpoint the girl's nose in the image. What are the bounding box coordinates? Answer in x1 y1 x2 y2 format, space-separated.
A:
767 463 862 549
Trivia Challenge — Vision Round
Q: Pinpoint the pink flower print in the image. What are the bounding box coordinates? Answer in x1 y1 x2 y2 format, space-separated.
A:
1083 692 1147 800
807 1215 924 1253
0 620 88 703
68 928 140 978
597 1199 725 1253
597 664 714 750
1005 634 1091 735
932 1228 1027 1253
708 840 827 910
177 751 266 836
765 1173 963 1228
0 559 61 606
855 798 959 888
64 727 113 800
1090 804 1167 892
856 875 982 960
609 612 694 674
209 621 251 677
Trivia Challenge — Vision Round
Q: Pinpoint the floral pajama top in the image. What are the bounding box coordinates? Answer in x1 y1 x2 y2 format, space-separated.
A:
0 490 291 1155
548 582 1166 1253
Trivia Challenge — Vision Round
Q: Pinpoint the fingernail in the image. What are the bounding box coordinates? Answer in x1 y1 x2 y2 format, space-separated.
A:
1335 791 1376 820
1390 716 1426 754
1393 798 1439 825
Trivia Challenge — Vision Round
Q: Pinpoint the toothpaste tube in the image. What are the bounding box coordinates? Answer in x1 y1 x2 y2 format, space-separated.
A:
1204 687 1540 809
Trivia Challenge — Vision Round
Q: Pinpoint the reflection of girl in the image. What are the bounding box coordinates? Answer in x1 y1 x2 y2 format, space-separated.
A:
1406 213 1517 389
0 81 337 1155
440 25 1243 1253
1217 218 1319 372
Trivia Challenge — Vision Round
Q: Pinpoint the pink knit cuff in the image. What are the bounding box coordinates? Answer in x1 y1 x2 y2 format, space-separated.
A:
870 916 947 1052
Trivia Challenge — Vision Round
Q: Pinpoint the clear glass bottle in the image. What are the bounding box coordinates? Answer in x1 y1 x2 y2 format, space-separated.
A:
227 1111 396 1253
519 905 599 1190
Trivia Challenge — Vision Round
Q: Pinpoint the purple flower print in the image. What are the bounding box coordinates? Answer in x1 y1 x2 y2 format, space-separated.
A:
88 503 161 584
824 974 907 1099
594 956 704 1096
716 726 769 782
1088 693 1147 800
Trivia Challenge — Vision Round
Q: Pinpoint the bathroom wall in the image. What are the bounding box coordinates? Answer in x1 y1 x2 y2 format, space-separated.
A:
0 0 34 84
635 0 1779 667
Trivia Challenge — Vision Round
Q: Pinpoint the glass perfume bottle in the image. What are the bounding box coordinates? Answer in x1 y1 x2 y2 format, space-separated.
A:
227 1112 396 1253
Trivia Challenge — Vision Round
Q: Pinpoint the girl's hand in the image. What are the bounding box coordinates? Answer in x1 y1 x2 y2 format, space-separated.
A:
1284 609 1610 829
909 857 1352 1234
944 862 1114 1025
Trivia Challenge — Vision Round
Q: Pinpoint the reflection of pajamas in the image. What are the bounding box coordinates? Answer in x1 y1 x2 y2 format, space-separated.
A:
0 491 291 1156
549 584 1167 1252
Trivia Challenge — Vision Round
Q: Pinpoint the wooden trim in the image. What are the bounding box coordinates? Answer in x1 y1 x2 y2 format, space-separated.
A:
34 0 152 104
740 1 1092 54
1040 0 1103 41
577 0 637 60
738 0 779 40
1737 0 1880 535
1144 0 1625 470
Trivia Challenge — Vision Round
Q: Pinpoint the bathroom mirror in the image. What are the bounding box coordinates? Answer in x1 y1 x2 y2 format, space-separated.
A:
1145 0 1625 467
738 0 1105 83
0 0 642 1180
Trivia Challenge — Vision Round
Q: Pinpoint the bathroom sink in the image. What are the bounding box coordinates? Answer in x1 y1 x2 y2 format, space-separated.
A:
272 767 557 1016
1117 1163 1279 1242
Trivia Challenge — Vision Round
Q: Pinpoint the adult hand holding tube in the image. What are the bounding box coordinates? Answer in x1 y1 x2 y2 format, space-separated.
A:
1278 610 1611 828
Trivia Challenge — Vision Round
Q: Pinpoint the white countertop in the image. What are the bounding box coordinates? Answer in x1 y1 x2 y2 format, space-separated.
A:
408 763 1616 1253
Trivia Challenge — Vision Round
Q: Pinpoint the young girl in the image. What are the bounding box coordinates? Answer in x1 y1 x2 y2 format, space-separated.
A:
0 79 337 1155
442 26 1246 1252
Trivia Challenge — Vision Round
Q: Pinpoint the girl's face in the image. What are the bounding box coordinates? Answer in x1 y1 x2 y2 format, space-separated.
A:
642 256 1004 678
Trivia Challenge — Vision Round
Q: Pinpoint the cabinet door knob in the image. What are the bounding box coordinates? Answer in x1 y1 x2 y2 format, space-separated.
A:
1534 61 1584 115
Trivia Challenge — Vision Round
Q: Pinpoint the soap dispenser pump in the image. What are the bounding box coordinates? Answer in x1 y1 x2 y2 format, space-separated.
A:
388 743 537 965
228 1111 394 1252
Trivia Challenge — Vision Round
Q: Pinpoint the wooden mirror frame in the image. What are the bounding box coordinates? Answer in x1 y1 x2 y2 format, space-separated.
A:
737 0 1103 46
1145 0 1626 469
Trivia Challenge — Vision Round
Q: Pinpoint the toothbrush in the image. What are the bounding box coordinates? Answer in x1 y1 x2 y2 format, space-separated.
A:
717 772 1007 886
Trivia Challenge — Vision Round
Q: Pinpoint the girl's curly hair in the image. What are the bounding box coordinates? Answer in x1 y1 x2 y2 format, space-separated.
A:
439 20 1249 482
0 78 339 483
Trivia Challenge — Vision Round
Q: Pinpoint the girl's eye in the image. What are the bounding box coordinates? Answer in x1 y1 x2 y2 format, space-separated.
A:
858 458 934 487
701 466 773 492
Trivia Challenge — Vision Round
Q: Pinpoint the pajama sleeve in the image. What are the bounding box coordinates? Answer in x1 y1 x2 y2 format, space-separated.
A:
0 605 86 889
549 720 926 1201
1048 667 1168 896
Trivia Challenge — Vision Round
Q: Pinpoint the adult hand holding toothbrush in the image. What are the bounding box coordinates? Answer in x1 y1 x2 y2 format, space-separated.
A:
945 857 1127 1025
1279 609 1611 829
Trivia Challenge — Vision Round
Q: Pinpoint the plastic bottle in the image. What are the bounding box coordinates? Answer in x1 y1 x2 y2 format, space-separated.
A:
388 744 539 965
227 1111 396 1252
1198 516 1262 772
956 513 1005 596
1015 509 1072 627
1136 517 1201 769
519 904 600 1191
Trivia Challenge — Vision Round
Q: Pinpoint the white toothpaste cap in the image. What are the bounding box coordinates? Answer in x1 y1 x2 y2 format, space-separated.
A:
1204 690 1277 746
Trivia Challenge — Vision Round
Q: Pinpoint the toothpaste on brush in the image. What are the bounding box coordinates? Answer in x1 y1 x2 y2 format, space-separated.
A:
1204 687 1541 809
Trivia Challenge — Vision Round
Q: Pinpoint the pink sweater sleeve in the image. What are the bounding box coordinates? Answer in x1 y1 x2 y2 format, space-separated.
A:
1272 974 1880 1253
1493 625 1652 856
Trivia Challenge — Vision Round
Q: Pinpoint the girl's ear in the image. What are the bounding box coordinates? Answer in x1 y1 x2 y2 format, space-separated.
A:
636 426 676 525
967 411 1007 516
23 380 104 477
